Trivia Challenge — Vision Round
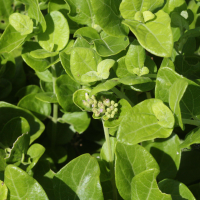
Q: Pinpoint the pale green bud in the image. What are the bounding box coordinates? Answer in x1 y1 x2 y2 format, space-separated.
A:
99 107 105 114
111 100 115 105
98 101 103 108
87 99 93 105
95 112 100 117
107 108 111 112
91 95 96 100
111 111 115 115
110 105 114 110
103 99 111 107
107 114 111 118
94 100 97 104
111 114 115 118
83 100 90 107
92 108 98 113
114 108 118 112
114 103 118 107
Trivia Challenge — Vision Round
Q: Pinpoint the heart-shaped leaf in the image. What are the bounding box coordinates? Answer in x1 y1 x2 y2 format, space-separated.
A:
53 154 104 200
5 165 48 199
123 10 173 57
9 13 33 35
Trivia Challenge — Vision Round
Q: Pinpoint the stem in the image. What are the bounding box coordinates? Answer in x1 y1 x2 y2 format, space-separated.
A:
182 119 200 126
146 92 152 99
102 120 118 200
51 58 58 148
112 87 134 107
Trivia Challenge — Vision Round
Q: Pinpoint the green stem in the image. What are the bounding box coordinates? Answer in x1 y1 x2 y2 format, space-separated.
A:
51 58 58 148
112 87 134 107
102 120 118 200
182 119 200 126
146 92 152 99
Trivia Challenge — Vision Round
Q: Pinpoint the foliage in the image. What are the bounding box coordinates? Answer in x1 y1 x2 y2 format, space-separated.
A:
1 0 200 199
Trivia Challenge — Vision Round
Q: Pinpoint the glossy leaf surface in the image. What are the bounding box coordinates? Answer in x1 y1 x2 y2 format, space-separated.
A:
53 154 104 200
5 165 48 200
115 142 159 200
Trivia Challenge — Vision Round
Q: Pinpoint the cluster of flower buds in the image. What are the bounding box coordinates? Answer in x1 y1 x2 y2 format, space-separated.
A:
82 93 118 120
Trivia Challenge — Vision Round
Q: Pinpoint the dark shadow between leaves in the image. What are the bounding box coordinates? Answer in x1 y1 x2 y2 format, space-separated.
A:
0 106 41 139
53 176 80 200
149 147 178 181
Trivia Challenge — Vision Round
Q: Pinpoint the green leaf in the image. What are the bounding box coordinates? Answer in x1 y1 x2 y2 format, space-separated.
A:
49 0 81 33
70 47 102 83
143 11 156 22
5 165 48 199
15 85 42 99
162 0 187 14
35 92 58 103
131 169 172 200
35 70 53 82
117 99 174 145
58 112 91 133
156 67 200 119
179 127 200 148
169 79 188 130
30 49 59 58
74 27 129 57
73 88 92 111
0 102 45 144
0 0 13 30
120 0 164 20
0 25 27 53
0 149 7 172
152 101 174 129
171 12 189 32
5 132 30 163
160 58 175 70
115 56 133 78
55 74 80 112
53 154 104 200
0 117 30 148
38 11 69 52
123 10 173 57
22 41 60 72
90 0 128 36
18 93 52 121
9 13 33 35
0 180 8 200
104 99 132 128
60 52 75 80
65 0 94 26
119 76 152 85
125 40 146 74
33 160 55 200
158 179 196 200
20 0 46 32
143 134 181 181
90 78 120 96
26 143 45 172
81 59 116 83
115 142 159 200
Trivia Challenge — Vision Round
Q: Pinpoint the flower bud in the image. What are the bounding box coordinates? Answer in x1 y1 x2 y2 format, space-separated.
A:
107 108 111 112
87 99 93 105
111 100 115 105
114 103 118 107
99 108 105 113
95 112 100 117
103 99 111 107
111 114 115 118
107 114 111 118
110 105 114 110
91 95 96 100
83 100 90 107
98 101 103 108
111 111 115 115
92 108 98 113
114 108 118 112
